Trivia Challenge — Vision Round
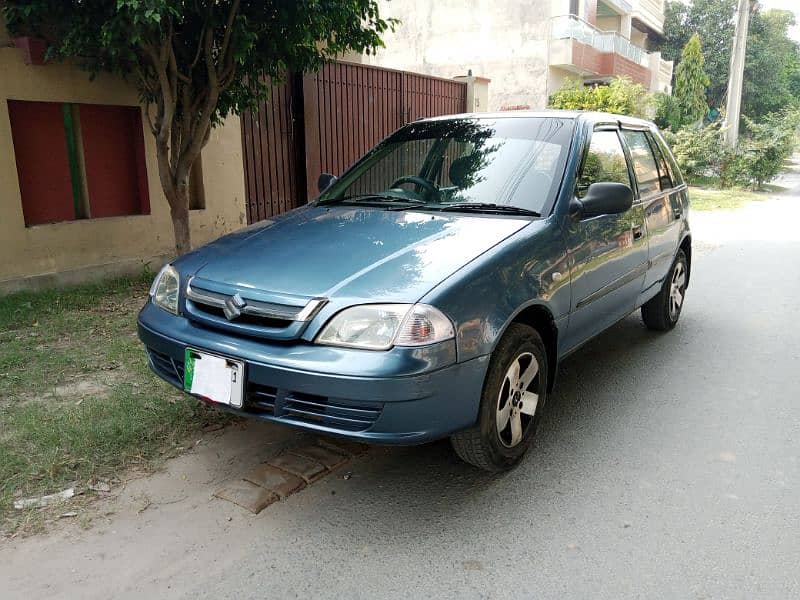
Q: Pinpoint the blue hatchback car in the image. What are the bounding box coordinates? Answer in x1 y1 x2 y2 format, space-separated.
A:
138 110 691 471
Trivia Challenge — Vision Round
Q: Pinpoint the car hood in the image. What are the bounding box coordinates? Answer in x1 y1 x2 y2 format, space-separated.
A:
190 205 530 303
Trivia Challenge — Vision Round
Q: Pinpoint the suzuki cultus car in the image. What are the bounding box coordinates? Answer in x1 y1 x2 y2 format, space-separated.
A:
139 111 691 471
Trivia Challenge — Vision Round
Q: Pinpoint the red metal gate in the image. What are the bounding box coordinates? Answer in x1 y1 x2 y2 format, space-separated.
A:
241 62 468 223
240 80 302 223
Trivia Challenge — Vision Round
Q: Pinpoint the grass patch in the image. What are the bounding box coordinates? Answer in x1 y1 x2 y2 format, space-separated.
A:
686 172 791 211
0 274 231 535
688 186 772 211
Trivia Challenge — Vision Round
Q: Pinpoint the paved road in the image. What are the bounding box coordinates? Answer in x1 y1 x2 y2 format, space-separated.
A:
3 182 800 599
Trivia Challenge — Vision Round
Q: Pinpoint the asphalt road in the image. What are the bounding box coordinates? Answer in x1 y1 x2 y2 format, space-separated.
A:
2 182 799 599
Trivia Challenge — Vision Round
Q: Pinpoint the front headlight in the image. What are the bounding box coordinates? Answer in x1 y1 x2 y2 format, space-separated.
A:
316 304 454 350
150 264 180 315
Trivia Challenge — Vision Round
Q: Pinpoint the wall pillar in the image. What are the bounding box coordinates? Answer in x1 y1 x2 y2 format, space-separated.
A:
454 74 491 112
586 0 599 26
620 14 633 39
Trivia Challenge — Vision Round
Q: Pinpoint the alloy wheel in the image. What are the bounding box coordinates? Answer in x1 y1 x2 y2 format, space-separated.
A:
669 261 687 320
496 352 540 448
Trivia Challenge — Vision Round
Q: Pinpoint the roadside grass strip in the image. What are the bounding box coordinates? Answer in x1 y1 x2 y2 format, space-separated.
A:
0 273 232 536
688 186 775 211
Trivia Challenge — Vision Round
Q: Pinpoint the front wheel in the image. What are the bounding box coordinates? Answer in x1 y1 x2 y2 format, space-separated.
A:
450 323 548 472
641 249 688 331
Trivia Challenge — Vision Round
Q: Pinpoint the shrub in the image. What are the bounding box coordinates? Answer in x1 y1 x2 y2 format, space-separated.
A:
666 109 800 190
654 93 681 131
718 150 749 189
548 77 653 118
728 110 800 189
662 123 727 183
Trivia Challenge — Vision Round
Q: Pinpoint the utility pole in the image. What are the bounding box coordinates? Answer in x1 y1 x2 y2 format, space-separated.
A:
724 0 752 148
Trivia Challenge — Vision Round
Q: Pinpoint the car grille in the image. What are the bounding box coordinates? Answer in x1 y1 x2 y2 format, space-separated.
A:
244 384 382 432
183 278 326 340
283 391 383 432
246 383 279 414
147 348 184 387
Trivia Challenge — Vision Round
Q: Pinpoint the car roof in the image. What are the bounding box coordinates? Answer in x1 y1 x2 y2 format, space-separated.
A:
416 109 656 129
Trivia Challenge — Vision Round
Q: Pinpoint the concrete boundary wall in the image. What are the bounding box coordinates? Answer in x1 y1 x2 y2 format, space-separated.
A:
0 23 247 294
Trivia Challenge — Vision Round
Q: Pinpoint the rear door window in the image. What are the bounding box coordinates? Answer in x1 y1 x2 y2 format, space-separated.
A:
576 130 631 198
621 130 661 197
646 132 674 191
652 132 685 186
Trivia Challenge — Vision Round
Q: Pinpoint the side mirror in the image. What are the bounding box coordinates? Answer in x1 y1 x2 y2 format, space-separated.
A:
318 172 338 193
570 182 633 219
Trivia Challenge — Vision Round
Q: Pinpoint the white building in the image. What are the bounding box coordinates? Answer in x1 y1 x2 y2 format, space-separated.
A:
363 0 673 110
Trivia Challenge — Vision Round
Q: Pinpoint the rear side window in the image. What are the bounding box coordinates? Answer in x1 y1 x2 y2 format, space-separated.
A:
621 130 660 196
652 131 685 186
646 132 674 191
576 130 631 198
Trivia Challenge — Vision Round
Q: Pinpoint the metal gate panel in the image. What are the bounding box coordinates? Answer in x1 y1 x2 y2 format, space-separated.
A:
241 80 299 223
303 62 467 202
241 62 468 223
302 62 407 200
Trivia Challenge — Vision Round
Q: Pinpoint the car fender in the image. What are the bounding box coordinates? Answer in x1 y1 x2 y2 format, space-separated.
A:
421 218 570 363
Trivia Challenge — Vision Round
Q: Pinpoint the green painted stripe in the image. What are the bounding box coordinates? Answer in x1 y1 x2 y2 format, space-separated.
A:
62 103 83 219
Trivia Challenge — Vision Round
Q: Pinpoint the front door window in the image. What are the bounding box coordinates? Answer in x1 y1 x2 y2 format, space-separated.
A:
576 130 631 198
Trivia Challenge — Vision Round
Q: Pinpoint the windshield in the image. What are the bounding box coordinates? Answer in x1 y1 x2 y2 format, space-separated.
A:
318 117 574 215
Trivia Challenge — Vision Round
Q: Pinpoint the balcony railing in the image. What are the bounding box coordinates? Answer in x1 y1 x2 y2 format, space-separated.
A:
550 15 650 68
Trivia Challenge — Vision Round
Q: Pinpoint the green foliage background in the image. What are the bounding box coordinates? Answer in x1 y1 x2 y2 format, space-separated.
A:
663 109 800 189
672 34 710 128
659 0 800 120
660 0 736 109
548 77 652 118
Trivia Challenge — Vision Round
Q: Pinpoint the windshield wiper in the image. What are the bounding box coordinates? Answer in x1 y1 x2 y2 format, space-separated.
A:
438 203 540 217
333 193 422 204
385 203 428 211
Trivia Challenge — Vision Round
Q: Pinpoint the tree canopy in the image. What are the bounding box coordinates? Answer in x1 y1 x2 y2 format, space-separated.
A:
659 1 800 121
660 0 736 110
672 34 710 127
2 0 395 254
742 8 800 119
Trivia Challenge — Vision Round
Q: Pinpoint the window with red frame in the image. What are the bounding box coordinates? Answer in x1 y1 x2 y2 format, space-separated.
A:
7 100 151 226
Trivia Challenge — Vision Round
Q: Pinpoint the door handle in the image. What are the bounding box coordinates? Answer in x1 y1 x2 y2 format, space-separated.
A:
674 209 682 220
632 225 644 240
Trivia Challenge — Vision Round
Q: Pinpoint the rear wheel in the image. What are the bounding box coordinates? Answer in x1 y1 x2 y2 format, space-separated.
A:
450 324 548 472
641 249 688 331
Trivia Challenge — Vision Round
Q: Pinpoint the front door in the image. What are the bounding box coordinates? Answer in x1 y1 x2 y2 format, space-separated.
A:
562 127 649 352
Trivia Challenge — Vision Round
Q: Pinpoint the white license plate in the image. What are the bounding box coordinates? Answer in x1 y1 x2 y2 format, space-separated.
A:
183 349 244 408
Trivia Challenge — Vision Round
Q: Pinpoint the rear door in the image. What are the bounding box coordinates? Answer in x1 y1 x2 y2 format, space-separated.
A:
620 128 683 302
562 126 649 352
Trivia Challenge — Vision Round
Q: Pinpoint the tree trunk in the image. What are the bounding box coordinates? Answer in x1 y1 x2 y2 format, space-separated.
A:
154 132 194 256
168 186 191 256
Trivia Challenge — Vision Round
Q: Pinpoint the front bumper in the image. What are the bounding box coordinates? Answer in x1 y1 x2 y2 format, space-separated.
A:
137 302 489 444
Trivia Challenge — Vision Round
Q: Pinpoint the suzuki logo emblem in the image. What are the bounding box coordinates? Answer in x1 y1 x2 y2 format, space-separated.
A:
223 293 247 320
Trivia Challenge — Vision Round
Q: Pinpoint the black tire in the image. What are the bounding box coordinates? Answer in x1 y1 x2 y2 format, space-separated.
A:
641 249 688 331
450 323 548 472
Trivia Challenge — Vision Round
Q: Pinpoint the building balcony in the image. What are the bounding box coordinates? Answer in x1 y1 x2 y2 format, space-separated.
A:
601 0 633 13
548 15 671 92
631 0 665 36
